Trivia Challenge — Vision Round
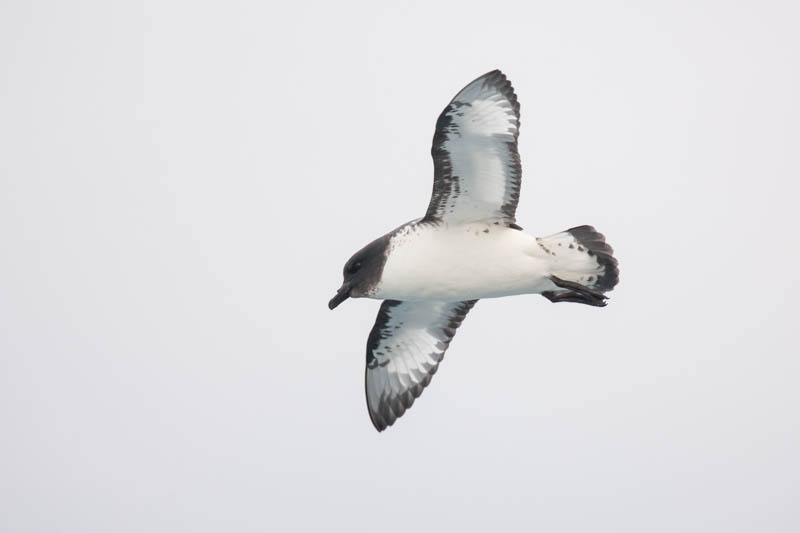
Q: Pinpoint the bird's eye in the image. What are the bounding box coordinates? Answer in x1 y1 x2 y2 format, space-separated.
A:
347 261 362 275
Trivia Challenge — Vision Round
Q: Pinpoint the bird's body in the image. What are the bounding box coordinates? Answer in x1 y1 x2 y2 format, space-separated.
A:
374 220 557 301
329 70 620 431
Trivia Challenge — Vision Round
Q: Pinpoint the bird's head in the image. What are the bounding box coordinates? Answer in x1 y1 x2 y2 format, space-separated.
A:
328 236 388 310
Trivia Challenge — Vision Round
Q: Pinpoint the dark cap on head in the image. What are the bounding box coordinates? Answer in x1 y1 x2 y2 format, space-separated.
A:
328 233 391 309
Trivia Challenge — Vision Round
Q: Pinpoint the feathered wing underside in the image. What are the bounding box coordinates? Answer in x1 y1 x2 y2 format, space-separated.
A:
365 299 477 431
425 69 522 225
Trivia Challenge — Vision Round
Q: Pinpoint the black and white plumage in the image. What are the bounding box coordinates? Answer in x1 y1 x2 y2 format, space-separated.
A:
426 69 521 225
329 70 620 432
365 299 476 431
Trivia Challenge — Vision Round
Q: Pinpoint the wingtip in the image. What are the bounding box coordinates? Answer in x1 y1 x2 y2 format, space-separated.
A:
368 411 389 432
478 68 507 83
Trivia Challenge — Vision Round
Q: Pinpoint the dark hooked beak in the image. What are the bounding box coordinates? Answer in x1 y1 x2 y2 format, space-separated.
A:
328 283 351 310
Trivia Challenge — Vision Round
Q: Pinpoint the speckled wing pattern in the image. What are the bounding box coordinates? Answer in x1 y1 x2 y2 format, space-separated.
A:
365 299 477 431
425 70 522 225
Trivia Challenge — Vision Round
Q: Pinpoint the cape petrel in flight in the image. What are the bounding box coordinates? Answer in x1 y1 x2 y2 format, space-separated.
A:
329 70 619 431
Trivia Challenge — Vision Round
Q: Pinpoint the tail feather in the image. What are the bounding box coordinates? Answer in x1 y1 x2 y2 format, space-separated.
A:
537 225 619 293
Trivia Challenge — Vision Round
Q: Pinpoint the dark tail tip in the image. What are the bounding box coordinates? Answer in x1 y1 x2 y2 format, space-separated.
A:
567 225 620 293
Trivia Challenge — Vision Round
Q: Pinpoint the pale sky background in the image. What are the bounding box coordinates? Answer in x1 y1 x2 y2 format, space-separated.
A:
2 1 799 532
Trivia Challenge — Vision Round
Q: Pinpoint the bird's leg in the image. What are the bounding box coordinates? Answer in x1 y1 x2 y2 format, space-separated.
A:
542 290 607 307
544 276 609 307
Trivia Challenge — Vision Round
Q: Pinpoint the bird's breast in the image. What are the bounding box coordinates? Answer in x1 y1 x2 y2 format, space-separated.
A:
373 223 549 301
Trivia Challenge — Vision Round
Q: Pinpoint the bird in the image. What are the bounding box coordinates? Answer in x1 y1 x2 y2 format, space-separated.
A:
329 70 619 432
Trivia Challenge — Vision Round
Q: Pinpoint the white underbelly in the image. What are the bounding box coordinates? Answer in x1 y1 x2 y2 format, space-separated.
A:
373 223 552 301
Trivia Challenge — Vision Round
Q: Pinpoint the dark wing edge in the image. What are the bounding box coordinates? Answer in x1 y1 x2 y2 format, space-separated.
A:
365 299 477 432
425 69 522 224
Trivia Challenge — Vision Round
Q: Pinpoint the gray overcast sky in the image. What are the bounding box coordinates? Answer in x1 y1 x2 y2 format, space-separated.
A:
2 1 799 531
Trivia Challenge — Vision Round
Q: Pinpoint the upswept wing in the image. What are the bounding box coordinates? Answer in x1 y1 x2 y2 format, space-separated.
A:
425 70 522 225
365 299 477 431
